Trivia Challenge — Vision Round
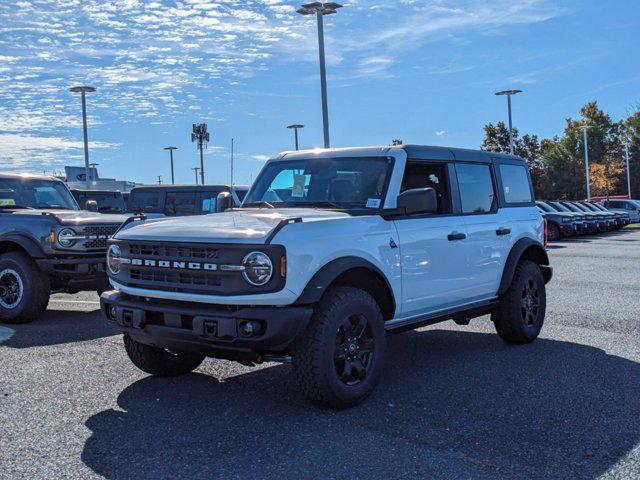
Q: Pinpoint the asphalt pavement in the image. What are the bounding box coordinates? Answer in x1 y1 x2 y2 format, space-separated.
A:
1 229 639 479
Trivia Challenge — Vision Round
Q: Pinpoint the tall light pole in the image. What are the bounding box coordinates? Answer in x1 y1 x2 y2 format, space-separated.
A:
495 89 523 155
191 124 210 185
191 167 200 185
230 138 235 187
164 146 178 184
624 138 632 198
69 86 96 188
287 124 304 150
297 2 342 149
580 125 592 200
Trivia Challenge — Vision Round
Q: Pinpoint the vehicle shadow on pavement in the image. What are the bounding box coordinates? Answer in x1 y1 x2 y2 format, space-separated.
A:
81 330 640 480
1 308 117 348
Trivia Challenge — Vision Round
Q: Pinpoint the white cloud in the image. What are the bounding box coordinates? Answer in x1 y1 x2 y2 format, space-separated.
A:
435 130 448 137
251 154 270 161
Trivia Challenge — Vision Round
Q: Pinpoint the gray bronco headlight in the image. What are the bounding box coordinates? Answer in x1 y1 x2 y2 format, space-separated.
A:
57 228 78 247
107 244 122 275
242 251 273 286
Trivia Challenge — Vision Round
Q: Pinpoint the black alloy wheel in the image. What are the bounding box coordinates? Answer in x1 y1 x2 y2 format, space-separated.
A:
333 314 375 386
521 277 541 326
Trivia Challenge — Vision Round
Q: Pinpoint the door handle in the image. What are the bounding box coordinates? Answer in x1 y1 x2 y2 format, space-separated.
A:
447 232 466 241
496 228 511 236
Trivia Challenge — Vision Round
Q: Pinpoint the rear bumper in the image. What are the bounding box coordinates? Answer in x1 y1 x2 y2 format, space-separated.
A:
100 291 313 358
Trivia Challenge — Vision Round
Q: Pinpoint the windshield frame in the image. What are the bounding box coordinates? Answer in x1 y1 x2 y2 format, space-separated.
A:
242 156 396 212
0 178 79 210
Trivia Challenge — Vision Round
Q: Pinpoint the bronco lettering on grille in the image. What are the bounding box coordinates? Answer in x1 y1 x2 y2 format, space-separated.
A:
128 258 218 270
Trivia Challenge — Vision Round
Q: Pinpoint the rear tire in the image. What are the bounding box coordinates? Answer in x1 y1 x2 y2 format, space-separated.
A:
0 252 50 324
124 334 205 376
293 287 386 409
492 260 546 344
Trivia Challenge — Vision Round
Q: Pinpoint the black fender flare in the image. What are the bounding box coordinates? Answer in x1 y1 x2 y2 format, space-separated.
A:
0 233 46 259
295 256 396 308
498 238 551 295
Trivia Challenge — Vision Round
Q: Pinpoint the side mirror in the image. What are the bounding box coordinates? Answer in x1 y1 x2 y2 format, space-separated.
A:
216 191 233 213
397 187 437 215
85 200 99 212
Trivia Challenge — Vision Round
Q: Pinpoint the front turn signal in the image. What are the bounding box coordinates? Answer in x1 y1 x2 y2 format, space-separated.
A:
280 256 287 278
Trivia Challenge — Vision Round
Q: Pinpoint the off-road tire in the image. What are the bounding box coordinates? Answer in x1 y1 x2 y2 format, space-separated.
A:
292 287 386 409
124 334 205 376
547 223 560 241
492 260 546 344
0 252 50 324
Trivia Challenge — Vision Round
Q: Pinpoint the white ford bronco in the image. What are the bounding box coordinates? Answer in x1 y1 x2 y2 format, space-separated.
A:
101 145 552 408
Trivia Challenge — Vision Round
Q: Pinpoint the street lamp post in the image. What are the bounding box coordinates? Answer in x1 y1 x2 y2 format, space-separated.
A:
89 163 99 182
579 125 592 200
69 86 96 188
191 167 200 185
287 124 305 150
163 146 178 184
495 89 523 155
297 2 342 149
624 139 632 198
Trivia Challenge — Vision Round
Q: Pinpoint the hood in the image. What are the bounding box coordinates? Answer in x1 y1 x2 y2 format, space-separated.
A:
115 208 352 244
7 209 129 225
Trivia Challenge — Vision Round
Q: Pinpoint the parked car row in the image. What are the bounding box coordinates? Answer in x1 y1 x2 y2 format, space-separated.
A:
536 200 633 240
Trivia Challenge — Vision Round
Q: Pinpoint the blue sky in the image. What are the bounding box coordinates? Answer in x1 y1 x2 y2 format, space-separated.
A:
0 0 638 186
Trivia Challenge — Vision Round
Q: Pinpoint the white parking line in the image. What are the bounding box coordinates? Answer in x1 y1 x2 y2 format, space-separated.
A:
49 300 100 306
0 326 15 342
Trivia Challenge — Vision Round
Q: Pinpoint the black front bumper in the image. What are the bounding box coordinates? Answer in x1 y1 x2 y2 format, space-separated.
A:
37 254 109 290
100 291 313 359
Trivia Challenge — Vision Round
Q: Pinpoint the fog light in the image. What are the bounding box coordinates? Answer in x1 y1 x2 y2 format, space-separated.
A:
239 320 263 337
108 305 117 320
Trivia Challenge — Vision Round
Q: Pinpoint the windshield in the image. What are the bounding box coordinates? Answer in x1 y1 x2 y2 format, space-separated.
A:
549 201 571 212
536 201 556 212
0 178 78 210
243 157 394 210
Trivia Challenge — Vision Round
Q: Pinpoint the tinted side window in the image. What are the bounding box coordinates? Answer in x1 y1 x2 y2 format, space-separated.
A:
201 190 222 213
499 164 533 203
165 192 196 216
129 191 161 213
455 163 496 214
400 161 451 214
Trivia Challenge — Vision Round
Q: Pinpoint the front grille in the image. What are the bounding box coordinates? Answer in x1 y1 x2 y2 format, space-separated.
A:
84 225 120 249
112 240 285 296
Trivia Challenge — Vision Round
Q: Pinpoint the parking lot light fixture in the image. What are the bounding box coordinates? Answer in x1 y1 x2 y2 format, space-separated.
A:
579 125 592 201
191 167 200 185
297 3 342 149
624 139 632 198
287 124 305 150
69 86 97 188
164 146 178 184
495 89 523 155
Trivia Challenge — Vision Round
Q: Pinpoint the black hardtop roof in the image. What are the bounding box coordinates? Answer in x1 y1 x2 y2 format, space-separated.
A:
0 172 61 181
402 144 525 164
130 184 231 192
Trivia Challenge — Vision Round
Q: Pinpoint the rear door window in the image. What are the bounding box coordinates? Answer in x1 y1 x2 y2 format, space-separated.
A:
455 163 496 214
499 164 533 204
164 191 197 216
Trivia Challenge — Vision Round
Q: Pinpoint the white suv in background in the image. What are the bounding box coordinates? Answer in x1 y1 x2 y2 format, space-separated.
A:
101 145 552 409
601 199 640 223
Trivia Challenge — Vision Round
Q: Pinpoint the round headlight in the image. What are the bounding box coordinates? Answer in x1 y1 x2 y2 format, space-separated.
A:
107 244 122 275
242 251 273 286
57 228 77 247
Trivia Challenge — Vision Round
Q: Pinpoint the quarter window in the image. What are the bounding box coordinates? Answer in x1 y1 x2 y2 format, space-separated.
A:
499 164 533 204
456 163 496 214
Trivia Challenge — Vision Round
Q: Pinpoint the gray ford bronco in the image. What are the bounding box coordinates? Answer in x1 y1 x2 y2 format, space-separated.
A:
0 173 128 323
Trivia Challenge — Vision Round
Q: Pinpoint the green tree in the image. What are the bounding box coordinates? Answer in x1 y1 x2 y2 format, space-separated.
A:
481 121 547 197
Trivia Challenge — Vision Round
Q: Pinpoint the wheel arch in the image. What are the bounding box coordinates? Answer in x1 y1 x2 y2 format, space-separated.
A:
498 238 551 295
295 257 396 320
0 234 46 259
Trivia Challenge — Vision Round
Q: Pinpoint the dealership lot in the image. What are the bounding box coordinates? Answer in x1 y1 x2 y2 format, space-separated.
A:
1 230 639 480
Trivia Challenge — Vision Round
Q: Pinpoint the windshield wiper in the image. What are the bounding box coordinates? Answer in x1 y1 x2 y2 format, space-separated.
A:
0 205 33 210
243 201 275 209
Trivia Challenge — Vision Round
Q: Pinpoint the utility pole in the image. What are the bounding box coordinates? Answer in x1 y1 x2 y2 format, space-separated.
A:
287 124 304 150
191 167 200 185
164 146 178 184
191 124 210 185
495 89 523 155
580 125 592 200
157 175 162 184
230 138 234 186
297 3 342 149
69 86 96 187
